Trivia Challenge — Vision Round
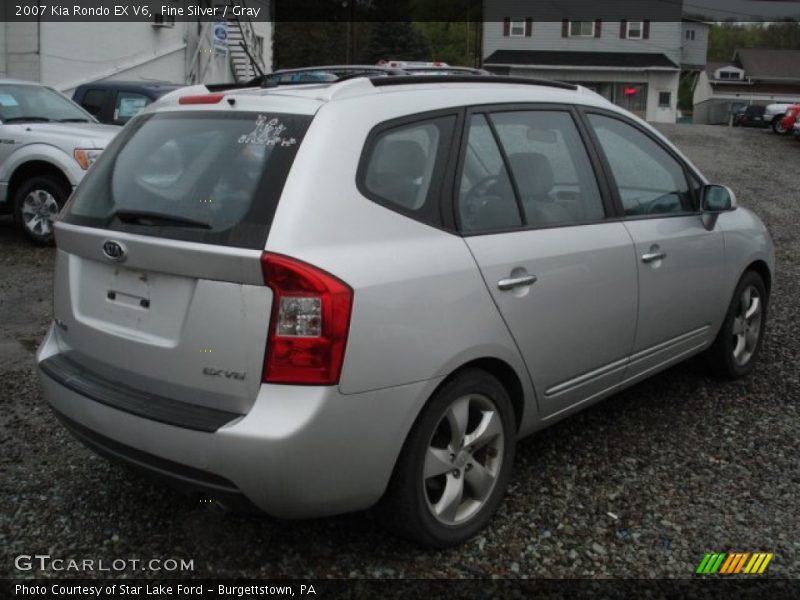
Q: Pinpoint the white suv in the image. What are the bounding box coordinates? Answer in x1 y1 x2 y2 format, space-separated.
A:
0 79 119 243
39 75 773 547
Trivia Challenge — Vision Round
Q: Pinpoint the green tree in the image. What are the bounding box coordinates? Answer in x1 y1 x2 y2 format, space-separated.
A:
415 21 480 66
363 21 431 62
707 20 800 61
273 22 348 68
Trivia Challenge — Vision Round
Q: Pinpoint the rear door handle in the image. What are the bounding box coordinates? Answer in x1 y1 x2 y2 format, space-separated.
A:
641 251 667 264
497 275 537 291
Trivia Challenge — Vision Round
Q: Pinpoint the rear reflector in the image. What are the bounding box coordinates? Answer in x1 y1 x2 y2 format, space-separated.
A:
261 253 353 385
178 93 225 105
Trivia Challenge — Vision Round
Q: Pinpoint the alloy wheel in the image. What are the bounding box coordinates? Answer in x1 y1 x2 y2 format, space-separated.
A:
21 189 59 238
731 284 762 366
423 393 505 526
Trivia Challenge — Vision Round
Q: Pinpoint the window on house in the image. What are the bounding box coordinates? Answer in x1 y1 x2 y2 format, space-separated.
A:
719 70 741 80
627 21 643 39
153 12 176 27
510 19 526 37
569 21 595 37
613 83 647 114
658 92 672 108
685 29 696 41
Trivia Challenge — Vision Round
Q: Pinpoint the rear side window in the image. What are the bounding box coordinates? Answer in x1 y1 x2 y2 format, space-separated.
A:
359 114 456 227
63 111 311 249
458 114 522 233
115 92 151 124
80 89 107 116
491 110 605 227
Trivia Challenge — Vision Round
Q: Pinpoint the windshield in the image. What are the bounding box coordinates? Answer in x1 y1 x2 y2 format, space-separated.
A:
0 84 92 123
63 111 311 249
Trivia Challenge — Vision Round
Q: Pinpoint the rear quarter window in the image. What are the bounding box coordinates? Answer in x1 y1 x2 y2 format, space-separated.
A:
63 111 312 249
358 113 457 229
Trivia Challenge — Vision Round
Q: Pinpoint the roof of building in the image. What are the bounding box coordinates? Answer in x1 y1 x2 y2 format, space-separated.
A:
483 50 679 70
705 61 738 76
682 17 712 25
708 82 800 97
733 49 800 81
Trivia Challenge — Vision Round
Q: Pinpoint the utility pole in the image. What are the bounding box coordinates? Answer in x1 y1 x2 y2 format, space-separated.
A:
344 0 356 63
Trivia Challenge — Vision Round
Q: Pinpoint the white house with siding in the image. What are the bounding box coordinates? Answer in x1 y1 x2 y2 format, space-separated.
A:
481 2 708 123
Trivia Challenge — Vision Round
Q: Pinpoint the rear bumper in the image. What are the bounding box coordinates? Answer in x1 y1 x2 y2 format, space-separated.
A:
51 408 259 512
37 326 440 518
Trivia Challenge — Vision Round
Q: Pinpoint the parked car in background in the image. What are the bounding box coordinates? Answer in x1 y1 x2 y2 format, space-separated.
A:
0 79 119 244
778 104 800 135
259 64 489 86
264 66 399 84
732 104 767 127
764 102 799 134
72 81 182 126
39 75 774 548
793 118 800 141
377 60 489 76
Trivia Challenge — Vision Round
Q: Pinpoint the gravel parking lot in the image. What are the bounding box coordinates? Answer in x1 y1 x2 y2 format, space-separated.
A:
1 124 798 580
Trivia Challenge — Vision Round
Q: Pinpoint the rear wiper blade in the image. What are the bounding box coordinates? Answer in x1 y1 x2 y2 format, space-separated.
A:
3 116 54 123
108 210 212 229
58 118 90 123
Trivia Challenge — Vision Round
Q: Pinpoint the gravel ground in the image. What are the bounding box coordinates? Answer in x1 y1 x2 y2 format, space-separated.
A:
1 124 798 580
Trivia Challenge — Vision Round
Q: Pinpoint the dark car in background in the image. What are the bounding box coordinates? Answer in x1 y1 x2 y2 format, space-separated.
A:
72 81 182 126
733 104 767 127
258 63 489 86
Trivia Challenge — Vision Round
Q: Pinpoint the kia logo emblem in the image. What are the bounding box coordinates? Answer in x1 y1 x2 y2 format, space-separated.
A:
102 240 127 262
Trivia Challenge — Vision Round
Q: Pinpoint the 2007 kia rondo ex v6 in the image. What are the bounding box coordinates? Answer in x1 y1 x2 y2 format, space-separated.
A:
38 75 774 547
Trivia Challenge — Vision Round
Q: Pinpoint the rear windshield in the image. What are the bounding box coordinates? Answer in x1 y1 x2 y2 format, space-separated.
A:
63 111 312 249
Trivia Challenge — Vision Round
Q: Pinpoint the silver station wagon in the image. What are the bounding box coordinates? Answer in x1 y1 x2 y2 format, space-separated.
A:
38 75 774 547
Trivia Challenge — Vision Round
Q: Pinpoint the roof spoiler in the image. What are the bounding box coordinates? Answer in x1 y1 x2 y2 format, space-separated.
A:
205 80 273 92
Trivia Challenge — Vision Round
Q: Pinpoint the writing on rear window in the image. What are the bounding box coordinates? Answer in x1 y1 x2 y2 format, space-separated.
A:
238 115 297 147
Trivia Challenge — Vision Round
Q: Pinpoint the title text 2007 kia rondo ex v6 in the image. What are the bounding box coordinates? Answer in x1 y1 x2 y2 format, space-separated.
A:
38 76 774 547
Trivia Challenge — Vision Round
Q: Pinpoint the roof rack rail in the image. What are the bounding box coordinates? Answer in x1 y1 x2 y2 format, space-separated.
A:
369 75 578 91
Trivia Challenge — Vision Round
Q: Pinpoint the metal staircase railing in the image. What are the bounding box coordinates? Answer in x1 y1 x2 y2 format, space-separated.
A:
186 2 266 85
225 0 266 82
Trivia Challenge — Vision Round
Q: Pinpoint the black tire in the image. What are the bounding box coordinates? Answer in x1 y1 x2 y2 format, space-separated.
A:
381 369 516 548
771 116 788 134
12 175 69 245
705 270 768 379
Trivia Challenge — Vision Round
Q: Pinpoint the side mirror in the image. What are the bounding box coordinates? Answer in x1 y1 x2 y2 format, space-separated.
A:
701 184 737 213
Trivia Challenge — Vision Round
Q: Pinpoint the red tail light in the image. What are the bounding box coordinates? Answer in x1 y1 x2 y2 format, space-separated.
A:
178 93 224 105
261 253 353 385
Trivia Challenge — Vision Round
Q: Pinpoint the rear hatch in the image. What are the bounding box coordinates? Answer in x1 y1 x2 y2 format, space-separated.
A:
51 103 313 418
